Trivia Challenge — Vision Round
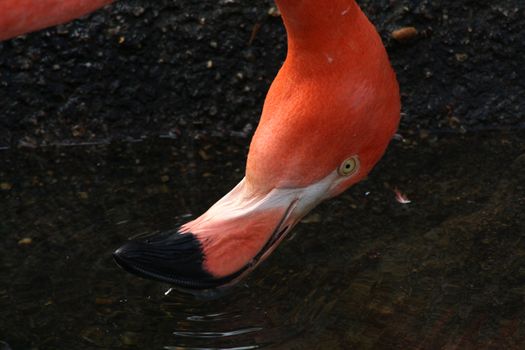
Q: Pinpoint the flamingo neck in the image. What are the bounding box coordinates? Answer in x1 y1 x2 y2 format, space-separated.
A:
275 0 361 54
245 0 399 192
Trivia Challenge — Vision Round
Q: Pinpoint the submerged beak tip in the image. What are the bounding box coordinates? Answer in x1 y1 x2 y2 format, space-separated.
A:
111 230 239 289
112 240 142 261
112 244 127 258
112 241 140 274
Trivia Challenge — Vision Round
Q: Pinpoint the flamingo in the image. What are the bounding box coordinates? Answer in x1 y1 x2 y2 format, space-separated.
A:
1 0 400 290
0 0 113 41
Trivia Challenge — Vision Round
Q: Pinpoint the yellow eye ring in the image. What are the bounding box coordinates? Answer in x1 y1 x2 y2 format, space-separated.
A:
338 156 359 176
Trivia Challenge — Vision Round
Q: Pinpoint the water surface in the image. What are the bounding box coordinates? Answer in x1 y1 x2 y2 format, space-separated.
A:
1 131 524 349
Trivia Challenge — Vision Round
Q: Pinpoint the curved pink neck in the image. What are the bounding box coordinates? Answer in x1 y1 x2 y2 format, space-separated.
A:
275 0 360 53
0 0 114 41
246 0 399 191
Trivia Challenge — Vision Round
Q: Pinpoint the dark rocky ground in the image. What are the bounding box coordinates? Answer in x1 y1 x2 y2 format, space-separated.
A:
0 0 524 147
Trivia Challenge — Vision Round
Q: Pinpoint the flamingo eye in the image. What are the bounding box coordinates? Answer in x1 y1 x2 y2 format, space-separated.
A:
338 156 359 176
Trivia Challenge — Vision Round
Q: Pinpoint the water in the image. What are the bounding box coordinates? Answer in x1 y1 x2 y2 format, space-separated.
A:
1 131 524 349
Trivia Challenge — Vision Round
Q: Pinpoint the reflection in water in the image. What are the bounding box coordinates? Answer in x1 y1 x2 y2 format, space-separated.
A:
1 132 525 349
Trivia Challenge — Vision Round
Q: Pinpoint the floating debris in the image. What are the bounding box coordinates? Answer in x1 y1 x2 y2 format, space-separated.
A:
0 182 12 190
95 297 115 305
394 188 412 204
71 124 86 138
78 192 89 199
18 237 33 246
132 7 145 17
268 6 281 17
248 22 262 46
455 53 469 62
198 149 211 160
391 27 418 42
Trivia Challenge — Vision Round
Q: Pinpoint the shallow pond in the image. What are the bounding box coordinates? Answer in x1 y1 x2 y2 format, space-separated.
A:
1 131 525 349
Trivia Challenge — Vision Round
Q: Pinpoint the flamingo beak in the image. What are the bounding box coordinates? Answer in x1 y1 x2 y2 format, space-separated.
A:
113 175 336 290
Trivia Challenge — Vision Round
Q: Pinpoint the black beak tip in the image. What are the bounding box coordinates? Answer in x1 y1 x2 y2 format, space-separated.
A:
112 241 147 277
112 245 125 260
112 230 242 290
112 243 131 268
112 241 139 262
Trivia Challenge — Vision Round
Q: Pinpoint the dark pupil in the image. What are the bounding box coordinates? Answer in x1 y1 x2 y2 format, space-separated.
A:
345 164 351 168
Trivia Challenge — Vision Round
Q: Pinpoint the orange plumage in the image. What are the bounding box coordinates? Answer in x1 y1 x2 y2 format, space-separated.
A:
0 0 113 41
0 0 400 288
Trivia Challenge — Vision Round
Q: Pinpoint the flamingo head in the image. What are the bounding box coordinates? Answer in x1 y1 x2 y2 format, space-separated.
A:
113 0 400 290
